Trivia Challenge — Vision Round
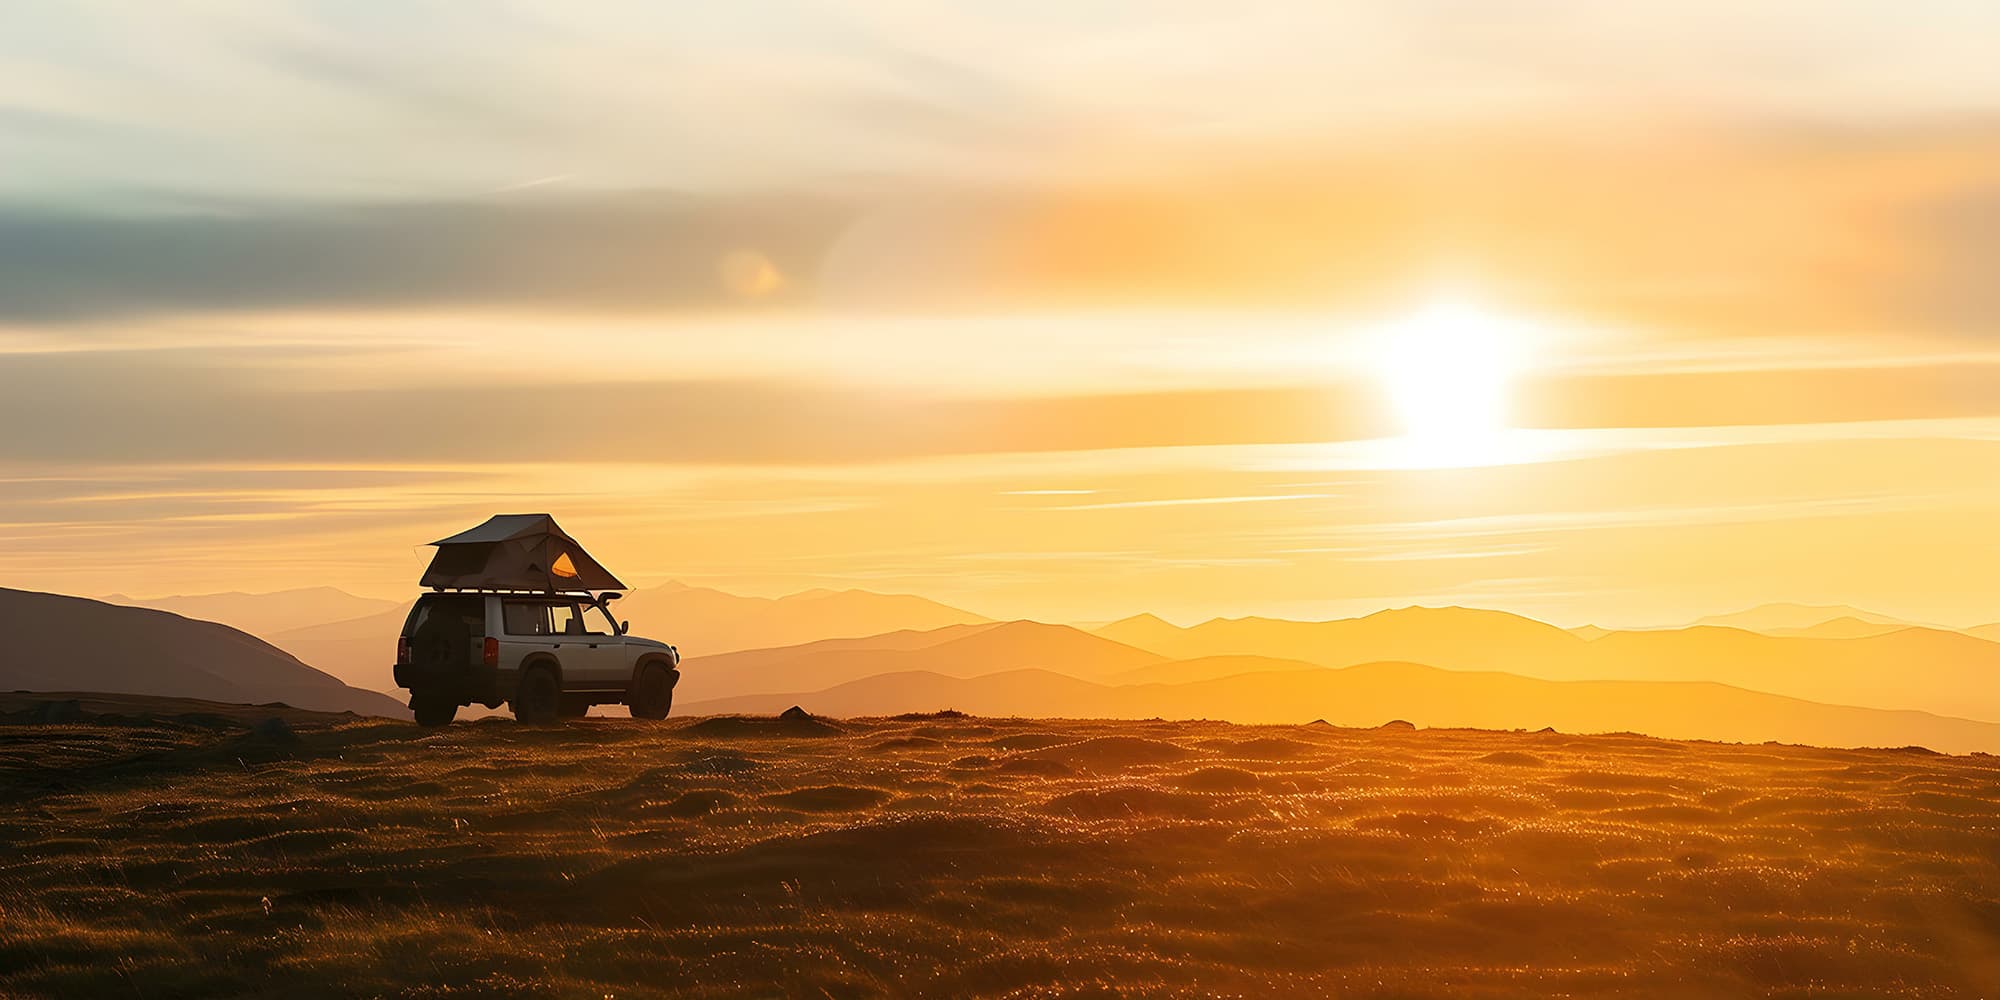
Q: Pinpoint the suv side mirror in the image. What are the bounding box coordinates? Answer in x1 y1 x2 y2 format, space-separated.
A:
620 620 630 636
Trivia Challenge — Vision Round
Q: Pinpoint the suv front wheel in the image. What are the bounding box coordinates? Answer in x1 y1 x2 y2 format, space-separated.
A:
513 666 561 725
630 663 676 720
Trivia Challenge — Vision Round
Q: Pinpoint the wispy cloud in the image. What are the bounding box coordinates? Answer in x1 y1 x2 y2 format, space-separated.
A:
1342 494 1935 543
1340 544 1549 563
486 173 575 194
1033 493 1337 512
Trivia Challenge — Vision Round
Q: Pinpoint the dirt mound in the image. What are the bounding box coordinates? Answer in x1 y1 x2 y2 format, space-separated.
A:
762 785 891 812
1171 766 1262 793
1041 785 1218 820
683 709 844 739
4 699 83 724
998 757 1071 777
0 691 366 728
1206 736 1315 760
1378 719 1417 731
1014 736 1193 772
248 717 301 745
661 789 739 818
987 732 1077 752
871 736 945 750
1353 811 1506 838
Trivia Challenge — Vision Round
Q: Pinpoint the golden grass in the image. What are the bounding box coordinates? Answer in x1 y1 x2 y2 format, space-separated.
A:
1 710 1996 998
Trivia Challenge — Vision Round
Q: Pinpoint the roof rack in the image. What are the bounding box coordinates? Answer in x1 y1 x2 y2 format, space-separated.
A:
428 587 602 596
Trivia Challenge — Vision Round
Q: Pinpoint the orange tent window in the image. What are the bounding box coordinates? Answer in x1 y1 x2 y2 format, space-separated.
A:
551 552 579 579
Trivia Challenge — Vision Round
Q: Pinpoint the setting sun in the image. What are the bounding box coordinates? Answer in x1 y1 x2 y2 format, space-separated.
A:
1376 301 1524 467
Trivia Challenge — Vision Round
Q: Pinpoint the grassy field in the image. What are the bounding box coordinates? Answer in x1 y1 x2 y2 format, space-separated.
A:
1 695 1997 998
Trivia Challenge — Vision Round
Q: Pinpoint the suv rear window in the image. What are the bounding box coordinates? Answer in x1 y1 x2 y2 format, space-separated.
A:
404 596 482 637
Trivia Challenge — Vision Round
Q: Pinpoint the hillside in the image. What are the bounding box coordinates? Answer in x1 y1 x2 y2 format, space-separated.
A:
685 660 2000 754
3 710 1993 996
0 690 384 728
0 589 409 719
264 607 412 694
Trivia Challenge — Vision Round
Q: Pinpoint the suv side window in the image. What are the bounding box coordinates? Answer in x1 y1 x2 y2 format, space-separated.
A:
585 603 618 635
550 603 581 636
503 601 552 636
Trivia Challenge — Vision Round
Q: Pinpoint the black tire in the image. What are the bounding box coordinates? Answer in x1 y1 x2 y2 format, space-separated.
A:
513 666 561 725
629 663 676 720
412 695 457 728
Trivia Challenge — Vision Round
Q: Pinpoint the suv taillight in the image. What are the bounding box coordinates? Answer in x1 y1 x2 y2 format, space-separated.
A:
396 636 410 665
482 636 499 668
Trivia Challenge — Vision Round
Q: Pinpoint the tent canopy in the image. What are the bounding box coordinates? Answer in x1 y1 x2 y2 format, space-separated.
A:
420 514 626 592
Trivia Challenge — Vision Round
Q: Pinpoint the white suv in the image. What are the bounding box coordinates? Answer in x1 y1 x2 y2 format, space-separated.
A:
394 592 680 726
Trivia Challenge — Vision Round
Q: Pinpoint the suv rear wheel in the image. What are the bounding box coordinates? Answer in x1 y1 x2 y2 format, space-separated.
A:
630 663 676 720
412 695 457 728
513 666 561 725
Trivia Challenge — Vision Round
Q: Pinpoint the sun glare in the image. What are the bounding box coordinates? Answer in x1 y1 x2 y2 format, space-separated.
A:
1375 301 1524 468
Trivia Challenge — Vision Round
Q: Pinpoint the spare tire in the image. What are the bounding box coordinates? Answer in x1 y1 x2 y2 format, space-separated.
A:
412 696 457 728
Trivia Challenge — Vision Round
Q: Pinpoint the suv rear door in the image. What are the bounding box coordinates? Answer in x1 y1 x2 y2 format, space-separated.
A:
402 595 484 680
500 598 624 690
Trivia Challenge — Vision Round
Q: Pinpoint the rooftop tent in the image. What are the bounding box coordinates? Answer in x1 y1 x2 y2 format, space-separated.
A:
420 514 627 592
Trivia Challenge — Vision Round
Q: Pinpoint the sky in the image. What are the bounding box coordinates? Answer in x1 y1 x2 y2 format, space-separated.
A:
2 1 1998 626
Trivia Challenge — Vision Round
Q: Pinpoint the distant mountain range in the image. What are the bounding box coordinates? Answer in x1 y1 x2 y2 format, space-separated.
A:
98 586 403 637
676 620 1158 703
684 661 2000 755
1091 606 2000 723
1761 616 1911 640
256 583 992 695
32 583 2000 751
613 583 990 657
1690 602 1923 632
0 588 408 718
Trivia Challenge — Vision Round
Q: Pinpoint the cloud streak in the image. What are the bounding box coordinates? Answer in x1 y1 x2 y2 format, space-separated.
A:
4 344 2000 467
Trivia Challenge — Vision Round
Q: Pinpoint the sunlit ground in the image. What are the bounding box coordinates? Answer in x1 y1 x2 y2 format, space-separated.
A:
3 701 1995 998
